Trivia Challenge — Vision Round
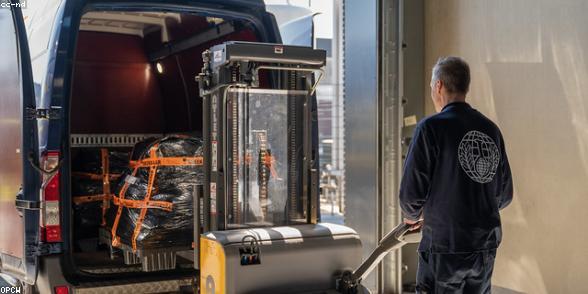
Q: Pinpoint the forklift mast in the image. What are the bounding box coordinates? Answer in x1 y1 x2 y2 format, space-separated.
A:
198 41 325 232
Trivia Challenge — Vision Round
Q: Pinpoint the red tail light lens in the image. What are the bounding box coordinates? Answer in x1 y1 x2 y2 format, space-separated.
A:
41 151 62 242
44 224 61 243
54 285 69 294
43 171 60 201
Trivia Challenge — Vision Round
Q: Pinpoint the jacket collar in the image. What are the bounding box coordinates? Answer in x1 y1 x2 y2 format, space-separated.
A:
441 101 470 112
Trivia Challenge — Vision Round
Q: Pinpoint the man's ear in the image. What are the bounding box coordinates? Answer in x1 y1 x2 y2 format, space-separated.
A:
435 80 443 94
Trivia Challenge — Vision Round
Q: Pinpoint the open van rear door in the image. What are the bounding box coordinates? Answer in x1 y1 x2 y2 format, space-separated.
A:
0 1 41 285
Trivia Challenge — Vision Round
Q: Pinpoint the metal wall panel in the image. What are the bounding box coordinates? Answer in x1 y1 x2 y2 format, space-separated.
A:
344 0 404 292
400 0 424 288
0 8 24 260
343 0 379 290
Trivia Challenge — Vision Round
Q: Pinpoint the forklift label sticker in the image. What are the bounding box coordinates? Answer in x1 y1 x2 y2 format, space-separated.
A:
213 50 222 62
212 141 218 171
404 115 418 127
212 94 218 141
210 183 217 213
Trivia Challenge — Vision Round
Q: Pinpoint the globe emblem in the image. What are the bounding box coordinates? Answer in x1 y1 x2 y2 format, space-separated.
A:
458 130 500 183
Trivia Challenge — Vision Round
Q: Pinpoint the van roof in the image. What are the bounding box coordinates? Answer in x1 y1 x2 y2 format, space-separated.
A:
200 0 266 9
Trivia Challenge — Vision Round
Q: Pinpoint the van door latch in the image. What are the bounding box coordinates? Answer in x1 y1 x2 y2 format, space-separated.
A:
25 107 62 120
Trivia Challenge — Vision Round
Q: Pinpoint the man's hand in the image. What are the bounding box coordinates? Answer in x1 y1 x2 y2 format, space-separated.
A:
404 217 423 231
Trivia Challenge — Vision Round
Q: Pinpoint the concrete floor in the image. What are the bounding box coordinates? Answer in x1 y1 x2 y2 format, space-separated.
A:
319 198 345 224
0 277 9 287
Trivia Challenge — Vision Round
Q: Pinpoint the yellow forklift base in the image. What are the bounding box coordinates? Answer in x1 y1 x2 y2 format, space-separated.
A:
199 223 361 294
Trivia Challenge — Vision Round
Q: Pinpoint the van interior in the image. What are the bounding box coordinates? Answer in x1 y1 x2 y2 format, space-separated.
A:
69 10 261 275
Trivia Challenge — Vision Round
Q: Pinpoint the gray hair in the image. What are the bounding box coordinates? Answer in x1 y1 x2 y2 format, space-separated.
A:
431 56 470 94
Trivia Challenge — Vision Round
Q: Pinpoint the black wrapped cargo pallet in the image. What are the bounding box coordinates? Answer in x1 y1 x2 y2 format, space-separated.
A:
71 148 130 250
101 135 204 271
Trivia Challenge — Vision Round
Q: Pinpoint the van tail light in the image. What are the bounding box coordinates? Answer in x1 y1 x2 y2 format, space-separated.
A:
41 151 62 242
54 286 69 294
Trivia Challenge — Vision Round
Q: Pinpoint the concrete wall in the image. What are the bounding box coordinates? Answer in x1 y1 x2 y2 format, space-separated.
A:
423 1 588 293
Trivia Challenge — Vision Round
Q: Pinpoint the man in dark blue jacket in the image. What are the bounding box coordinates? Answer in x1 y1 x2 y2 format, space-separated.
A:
399 56 513 294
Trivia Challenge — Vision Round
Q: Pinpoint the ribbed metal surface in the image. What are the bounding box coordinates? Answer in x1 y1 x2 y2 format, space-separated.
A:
74 277 193 294
139 250 177 272
123 250 141 266
70 134 162 147
98 228 186 272
80 266 143 274
379 0 403 292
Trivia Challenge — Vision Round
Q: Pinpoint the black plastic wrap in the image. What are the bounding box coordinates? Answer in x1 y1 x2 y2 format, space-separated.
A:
71 179 103 240
105 136 204 250
71 148 130 175
71 149 130 241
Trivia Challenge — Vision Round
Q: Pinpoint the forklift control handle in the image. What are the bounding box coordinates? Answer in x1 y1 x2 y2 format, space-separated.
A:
336 221 422 293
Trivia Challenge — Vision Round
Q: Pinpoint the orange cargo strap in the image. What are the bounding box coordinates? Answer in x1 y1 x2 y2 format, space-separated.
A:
263 154 278 178
110 142 203 251
71 172 121 181
111 195 173 211
73 194 111 205
239 153 277 178
71 149 118 226
100 148 112 226
134 156 203 167
110 158 140 249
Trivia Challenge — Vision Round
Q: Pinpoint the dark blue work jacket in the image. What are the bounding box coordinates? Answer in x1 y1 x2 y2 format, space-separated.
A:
399 102 513 253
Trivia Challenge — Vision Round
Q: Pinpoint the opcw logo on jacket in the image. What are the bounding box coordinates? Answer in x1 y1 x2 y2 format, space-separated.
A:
458 130 500 184
457 131 500 184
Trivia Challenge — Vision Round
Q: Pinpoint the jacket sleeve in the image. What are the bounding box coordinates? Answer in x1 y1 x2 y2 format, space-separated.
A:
399 123 436 221
498 134 513 210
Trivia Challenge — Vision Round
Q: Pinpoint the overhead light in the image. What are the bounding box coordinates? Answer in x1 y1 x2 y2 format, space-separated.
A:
156 62 164 74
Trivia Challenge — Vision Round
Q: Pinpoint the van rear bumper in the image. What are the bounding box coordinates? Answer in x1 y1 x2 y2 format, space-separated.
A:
36 256 194 293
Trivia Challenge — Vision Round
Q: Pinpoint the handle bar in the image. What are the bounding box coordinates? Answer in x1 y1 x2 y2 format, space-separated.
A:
337 221 422 293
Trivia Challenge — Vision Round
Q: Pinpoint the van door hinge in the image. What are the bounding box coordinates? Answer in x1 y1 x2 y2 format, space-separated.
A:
26 243 62 256
15 199 42 210
25 107 61 120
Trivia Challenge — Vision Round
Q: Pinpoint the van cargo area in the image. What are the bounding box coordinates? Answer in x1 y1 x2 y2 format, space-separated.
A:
68 10 260 277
